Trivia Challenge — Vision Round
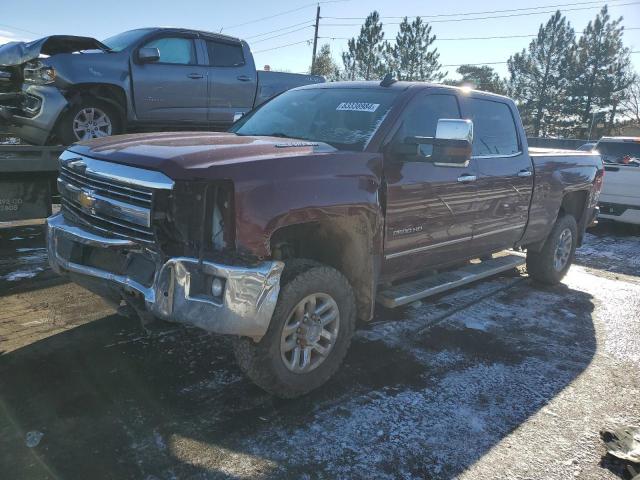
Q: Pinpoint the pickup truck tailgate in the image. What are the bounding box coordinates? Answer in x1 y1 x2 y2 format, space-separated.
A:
600 164 640 207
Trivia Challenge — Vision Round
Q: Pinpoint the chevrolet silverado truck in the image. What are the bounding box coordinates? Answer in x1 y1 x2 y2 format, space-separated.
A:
46 80 604 397
0 28 323 145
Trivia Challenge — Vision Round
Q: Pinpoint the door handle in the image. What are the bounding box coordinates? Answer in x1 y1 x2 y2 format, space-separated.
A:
457 174 477 183
517 169 533 177
187 73 204 79
236 75 252 82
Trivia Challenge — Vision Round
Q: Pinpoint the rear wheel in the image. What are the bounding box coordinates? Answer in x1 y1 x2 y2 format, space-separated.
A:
56 98 122 145
233 260 356 398
526 214 578 285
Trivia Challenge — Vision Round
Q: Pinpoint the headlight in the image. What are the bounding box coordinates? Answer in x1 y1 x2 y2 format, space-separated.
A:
23 61 56 85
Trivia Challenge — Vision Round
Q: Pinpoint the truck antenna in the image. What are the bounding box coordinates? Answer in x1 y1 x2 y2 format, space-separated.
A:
380 73 396 87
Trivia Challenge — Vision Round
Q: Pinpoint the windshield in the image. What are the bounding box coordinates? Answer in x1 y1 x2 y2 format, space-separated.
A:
596 141 640 165
230 88 400 151
102 29 154 52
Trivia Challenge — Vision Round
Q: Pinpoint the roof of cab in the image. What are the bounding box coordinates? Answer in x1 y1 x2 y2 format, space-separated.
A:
145 27 241 44
293 80 512 101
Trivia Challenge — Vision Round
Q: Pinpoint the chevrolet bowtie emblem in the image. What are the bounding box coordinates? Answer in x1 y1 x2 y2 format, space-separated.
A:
78 188 96 209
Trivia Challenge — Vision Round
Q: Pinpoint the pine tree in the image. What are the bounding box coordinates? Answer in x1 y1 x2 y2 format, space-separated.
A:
445 65 507 95
341 11 385 80
311 44 340 80
384 17 444 81
507 11 575 137
569 6 633 137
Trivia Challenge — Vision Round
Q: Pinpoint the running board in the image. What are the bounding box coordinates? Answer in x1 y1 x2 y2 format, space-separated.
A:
377 253 525 308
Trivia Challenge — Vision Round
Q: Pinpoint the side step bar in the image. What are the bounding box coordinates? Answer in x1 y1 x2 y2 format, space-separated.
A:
377 253 525 308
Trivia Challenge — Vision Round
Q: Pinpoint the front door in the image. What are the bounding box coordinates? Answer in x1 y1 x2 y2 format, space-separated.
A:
131 35 208 123
382 92 478 281
459 96 533 253
203 39 257 126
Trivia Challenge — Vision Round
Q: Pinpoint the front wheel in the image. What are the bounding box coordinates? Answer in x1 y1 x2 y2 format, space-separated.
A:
55 98 122 145
233 261 356 398
526 214 578 285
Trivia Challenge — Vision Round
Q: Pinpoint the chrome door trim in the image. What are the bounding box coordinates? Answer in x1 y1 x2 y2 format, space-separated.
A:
471 151 523 160
473 223 527 239
385 223 528 260
385 235 472 260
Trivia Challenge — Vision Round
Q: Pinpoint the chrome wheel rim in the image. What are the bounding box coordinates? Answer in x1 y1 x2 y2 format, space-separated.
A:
72 107 112 141
280 293 340 373
554 228 573 271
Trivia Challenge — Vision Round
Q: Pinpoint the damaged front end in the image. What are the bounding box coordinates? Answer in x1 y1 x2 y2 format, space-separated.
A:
0 35 108 143
46 150 284 340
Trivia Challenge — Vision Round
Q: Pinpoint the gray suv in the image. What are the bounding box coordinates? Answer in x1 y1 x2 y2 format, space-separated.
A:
0 28 324 145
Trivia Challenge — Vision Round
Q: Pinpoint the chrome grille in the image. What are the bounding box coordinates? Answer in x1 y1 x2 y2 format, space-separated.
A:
57 151 174 244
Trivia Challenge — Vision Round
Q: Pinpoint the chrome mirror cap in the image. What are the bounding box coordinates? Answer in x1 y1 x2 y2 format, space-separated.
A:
435 118 474 144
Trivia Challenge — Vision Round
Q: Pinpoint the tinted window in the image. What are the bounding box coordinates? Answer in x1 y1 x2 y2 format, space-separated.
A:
464 98 519 156
207 41 245 67
393 94 460 157
231 88 400 151
143 37 196 65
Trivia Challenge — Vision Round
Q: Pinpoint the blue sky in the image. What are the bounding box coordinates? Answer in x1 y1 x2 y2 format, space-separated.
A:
1 0 639 78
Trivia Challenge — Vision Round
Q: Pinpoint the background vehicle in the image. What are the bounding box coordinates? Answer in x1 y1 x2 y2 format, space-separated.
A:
596 136 640 225
0 28 324 146
46 81 603 397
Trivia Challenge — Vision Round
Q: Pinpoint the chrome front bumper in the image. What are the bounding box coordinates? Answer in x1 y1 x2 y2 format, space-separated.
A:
47 213 284 339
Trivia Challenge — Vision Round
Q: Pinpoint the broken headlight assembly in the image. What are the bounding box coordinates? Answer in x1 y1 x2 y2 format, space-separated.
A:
23 60 56 85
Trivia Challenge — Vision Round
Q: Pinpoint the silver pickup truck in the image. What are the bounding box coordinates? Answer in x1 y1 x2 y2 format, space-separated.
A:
0 28 324 145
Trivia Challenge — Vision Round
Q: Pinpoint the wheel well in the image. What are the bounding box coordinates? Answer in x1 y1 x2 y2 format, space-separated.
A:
270 219 378 323
63 84 127 122
556 190 589 247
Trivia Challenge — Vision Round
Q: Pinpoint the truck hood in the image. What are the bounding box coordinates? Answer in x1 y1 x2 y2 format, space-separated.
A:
0 35 109 66
66 132 339 180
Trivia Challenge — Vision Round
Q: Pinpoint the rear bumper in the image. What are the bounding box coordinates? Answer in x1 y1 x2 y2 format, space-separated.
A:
0 85 68 145
46 213 284 339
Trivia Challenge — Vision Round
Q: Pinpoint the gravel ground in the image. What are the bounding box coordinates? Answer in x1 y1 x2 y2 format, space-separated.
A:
0 221 638 479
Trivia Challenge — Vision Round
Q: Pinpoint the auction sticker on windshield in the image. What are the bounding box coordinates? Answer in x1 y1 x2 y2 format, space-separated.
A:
336 102 380 112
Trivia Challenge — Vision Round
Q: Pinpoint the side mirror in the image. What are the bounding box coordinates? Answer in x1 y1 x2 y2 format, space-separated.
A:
138 47 160 63
432 119 473 167
396 119 474 166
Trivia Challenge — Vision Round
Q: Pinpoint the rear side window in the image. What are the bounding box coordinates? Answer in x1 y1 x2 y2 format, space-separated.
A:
394 94 461 157
463 98 519 156
206 41 245 67
143 37 196 65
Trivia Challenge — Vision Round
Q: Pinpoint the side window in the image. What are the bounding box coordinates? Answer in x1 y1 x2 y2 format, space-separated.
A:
143 37 196 65
463 98 520 156
394 94 460 158
206 41 245 67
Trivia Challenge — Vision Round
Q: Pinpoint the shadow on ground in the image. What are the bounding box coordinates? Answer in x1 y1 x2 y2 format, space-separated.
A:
0 275 597 479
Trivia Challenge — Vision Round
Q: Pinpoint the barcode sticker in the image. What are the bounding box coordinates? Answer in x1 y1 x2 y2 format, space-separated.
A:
336 102 380 112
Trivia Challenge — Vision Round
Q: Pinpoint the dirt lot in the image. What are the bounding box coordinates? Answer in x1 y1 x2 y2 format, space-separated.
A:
0 221 638 479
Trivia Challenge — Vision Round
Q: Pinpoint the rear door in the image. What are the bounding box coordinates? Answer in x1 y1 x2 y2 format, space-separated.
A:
382 92 478 280
130 34 208 123
203 39 256 126
460 96 533 253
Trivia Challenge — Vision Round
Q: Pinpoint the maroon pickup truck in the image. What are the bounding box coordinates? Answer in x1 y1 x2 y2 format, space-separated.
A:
46 80 603 397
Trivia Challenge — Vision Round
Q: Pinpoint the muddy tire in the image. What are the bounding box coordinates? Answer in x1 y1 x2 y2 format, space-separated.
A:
526 214 578 285
55 98 122 145
233 260 356 398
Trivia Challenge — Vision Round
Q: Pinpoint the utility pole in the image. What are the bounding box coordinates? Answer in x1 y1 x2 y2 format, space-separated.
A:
311 4 320 74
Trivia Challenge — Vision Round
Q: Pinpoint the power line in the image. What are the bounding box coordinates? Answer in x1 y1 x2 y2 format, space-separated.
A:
245 20 314 40
253 39 314 54
251 25 314 44
221 0 349 32
322 1 640 26
0 23 41 36
318 27 640 43
322 0 626 20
